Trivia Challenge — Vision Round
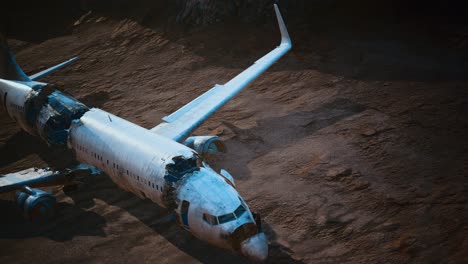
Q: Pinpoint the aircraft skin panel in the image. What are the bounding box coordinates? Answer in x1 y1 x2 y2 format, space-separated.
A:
150 3 292 142
68 108 196 206
0 79 37 135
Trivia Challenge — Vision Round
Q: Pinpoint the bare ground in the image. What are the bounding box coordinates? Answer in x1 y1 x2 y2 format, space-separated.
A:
0 13 467 264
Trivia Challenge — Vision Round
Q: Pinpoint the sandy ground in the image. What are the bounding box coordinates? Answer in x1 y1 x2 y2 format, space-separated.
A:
0 13 467 264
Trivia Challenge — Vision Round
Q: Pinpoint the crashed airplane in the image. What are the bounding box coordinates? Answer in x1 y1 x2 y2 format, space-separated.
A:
0 4 291 262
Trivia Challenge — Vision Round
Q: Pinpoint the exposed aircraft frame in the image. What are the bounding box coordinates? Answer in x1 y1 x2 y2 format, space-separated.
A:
0 4 291 262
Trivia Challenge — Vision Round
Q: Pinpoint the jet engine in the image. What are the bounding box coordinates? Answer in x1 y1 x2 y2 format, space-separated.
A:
15 186 57 221
183 136 226 156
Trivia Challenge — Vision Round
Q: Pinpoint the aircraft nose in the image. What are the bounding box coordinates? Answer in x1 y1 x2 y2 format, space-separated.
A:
240 232 268 262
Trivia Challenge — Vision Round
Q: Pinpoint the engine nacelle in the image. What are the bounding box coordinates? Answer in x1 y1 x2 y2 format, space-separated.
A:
15 186 57 221
183 136 226 156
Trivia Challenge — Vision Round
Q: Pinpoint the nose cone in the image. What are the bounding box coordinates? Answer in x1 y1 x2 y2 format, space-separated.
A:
240 233 268 262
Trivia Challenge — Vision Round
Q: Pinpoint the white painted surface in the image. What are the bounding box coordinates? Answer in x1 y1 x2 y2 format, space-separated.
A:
0 79 36 135
68 108 196 206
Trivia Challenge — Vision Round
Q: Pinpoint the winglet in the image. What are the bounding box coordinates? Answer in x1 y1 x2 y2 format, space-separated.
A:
274 4 291 48
29 56 79 81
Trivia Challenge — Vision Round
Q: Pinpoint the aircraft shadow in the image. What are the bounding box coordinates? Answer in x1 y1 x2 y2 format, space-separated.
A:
210 98 366 180
66 172 304 264
0 198 106 241
0 131 77 170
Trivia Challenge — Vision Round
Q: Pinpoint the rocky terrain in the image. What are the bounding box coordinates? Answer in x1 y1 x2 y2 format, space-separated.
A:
0 1 467 263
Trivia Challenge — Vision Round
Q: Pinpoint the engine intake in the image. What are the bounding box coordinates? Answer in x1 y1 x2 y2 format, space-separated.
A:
15 186 57 221
183 136 226 156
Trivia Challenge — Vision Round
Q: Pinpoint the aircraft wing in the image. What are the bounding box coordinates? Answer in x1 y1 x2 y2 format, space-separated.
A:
0 165 97 194
150 4 292 142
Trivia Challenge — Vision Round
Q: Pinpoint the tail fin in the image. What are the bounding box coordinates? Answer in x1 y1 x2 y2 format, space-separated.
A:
0 35 31 81
0 35 78 82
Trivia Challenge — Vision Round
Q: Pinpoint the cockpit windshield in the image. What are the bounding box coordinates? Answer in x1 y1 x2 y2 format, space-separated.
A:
203 202 248 226
218 212 236 224
234 203 246 217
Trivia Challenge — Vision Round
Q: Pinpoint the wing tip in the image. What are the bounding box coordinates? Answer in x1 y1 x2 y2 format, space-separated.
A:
274 3 292 49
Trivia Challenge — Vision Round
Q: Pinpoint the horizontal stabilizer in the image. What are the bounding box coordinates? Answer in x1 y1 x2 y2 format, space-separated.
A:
29 56 78 81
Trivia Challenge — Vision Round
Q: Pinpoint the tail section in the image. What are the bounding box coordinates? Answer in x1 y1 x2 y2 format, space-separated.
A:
0 35 78 82
0 35 31 81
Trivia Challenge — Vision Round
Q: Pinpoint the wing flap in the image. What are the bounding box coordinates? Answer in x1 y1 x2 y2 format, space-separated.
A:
150 4 291 142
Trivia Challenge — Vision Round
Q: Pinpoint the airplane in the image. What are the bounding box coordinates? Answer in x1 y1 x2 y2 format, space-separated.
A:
0 4 291 262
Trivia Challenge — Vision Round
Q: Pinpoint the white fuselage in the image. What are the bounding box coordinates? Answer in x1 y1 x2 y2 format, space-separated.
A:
68 108 195 206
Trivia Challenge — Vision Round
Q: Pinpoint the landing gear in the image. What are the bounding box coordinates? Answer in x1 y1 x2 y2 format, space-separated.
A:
253 212 262 233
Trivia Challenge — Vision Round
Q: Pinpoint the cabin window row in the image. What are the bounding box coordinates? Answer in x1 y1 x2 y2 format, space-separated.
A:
10 103 24 112
75 143 163 192
127 171 163 192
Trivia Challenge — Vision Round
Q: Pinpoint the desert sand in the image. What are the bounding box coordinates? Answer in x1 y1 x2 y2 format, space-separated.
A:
0 3 466 263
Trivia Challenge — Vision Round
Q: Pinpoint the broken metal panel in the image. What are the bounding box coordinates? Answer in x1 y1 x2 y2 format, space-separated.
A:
164 155 199 183
34 89 89 145
0 79 88 145
162 155 200 209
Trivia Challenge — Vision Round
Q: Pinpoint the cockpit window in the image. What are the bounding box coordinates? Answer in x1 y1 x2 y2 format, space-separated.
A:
234 204 246 218
203 213 218 225
218 212 236 224
203 204 247 225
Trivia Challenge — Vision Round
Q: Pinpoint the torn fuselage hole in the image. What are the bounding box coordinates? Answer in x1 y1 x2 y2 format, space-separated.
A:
162 155 199 209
